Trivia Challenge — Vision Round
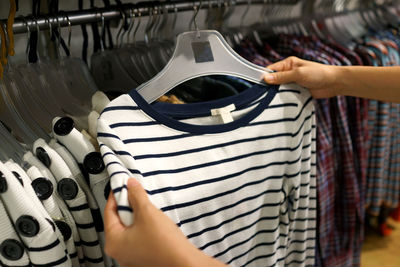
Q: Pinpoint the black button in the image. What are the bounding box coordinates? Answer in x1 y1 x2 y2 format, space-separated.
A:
31 178 53 200
36 147 51 167
55 220 72 241
0 239 24 261
12 171 23 186
0 171 7 193
57 178 78 200
16 215 40 237
104 181 111 200
83 152 105 175
53 117 74 136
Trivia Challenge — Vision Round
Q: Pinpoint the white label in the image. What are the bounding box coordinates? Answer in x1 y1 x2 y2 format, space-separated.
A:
211 104 236 124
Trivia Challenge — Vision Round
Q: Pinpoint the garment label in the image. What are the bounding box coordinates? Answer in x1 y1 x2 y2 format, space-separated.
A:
211 104 236 124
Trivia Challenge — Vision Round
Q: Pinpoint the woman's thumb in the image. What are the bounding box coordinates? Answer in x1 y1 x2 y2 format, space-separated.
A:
264 70 297 85
127 178 150 214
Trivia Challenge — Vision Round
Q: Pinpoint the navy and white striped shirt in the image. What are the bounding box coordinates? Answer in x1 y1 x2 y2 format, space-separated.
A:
98 83 316 266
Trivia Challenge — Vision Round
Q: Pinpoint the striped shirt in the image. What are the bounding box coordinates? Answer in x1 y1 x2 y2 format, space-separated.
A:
98 83 317 266
32 139 104 267
0 161 71 267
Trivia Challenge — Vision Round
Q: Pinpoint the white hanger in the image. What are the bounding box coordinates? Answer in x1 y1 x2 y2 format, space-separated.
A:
135 2 272 103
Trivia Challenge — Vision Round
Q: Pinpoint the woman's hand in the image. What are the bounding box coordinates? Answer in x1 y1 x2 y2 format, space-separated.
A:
104 178 226 267
264 56 342 98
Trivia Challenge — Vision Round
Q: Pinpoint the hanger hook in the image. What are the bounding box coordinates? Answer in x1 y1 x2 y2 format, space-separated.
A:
127 7 136 44
144 7 153 44
63 13 72 56
192 0 202 37
99 9 106 51
54 15 62 57
171 3 178 39
240 0 251 29
116 8 127 48
133 8 142 45
22 17 31 64
33 16 42 62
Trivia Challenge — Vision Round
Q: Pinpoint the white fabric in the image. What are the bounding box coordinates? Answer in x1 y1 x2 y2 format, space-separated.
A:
49 139 112 267
0 161 71 267
92 91 111 114
26 165 80 267
97 83 316 267
0 199 31 266
32 139 104 267
23 151 84 266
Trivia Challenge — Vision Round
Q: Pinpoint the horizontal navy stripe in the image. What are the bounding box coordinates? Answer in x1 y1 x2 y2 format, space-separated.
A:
84 256 104 263
80 240 100 247
28 239 61 251
241 101 298 111
122 133 195 144
187 201 286 239
118 105 313 144
113 184 128 193
110 121 159 128
101 105 140 114
69 203 90 211
79 258 85 263
69 252 78 258
102 152 115 158
31 255 69 267
198 215 315 251
110 171 129 179
249 97 313 127
289 237 316 244
118 205 133 212
134 118 313 160
106 161 123 168
179 189 282 225
142 132 312 177
243 248 314 267
97 132 121 139
229 239 315 265
75 222 95 229
114 150 134 157
103 102 314 145
160 168 305 212
146 150 305 195
214 231 286 258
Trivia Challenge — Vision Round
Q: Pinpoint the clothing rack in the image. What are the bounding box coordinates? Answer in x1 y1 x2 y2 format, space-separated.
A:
2 0 299 34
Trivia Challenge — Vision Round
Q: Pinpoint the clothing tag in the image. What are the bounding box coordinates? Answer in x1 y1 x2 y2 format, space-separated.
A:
211 104 236 124
191 41 214 63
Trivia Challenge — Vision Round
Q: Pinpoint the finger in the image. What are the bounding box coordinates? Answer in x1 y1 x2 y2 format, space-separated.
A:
264 70 297 85
127 178 150 216
267 56 302 72
104 192 126 233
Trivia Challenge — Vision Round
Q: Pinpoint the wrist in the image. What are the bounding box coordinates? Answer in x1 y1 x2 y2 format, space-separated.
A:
332 66 352 97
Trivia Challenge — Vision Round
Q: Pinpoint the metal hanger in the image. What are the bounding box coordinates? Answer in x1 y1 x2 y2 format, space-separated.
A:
135 0 272 103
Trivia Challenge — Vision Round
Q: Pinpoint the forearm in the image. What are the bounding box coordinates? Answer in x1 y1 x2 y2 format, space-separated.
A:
335 66 400 103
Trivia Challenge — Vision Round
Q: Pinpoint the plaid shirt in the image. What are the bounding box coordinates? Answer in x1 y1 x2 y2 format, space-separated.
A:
364 43 400 216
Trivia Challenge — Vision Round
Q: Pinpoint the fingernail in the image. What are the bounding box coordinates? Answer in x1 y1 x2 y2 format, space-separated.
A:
127 178 140 188
264 73 275 83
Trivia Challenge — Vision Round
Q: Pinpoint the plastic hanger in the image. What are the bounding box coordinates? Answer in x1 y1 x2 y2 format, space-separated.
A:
56 14 98 109
91 9 139 93
116 8 149 84
24 17 89 129
135 1 272 103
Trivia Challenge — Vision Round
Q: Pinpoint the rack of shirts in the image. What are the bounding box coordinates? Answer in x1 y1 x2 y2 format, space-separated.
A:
0 0 399 267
